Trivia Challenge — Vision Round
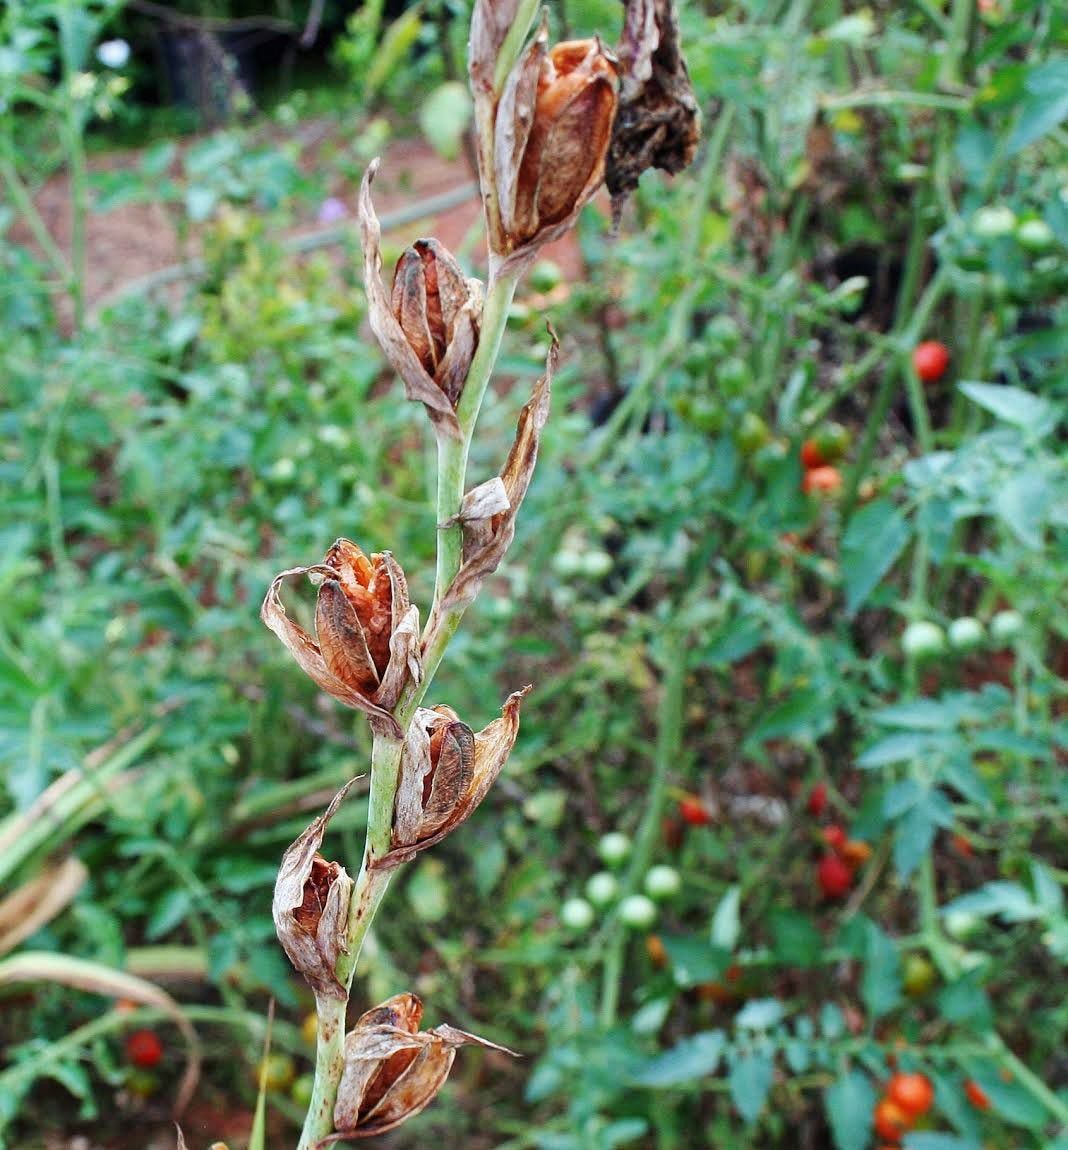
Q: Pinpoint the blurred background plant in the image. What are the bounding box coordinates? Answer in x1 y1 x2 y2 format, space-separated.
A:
1 0 1066 1147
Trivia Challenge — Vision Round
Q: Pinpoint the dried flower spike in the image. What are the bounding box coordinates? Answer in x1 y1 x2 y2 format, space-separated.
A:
494 29 619 264
261 539 420 736
391 239 482 409
385 687 531 867
273 781 357 1000
330 993 516 1139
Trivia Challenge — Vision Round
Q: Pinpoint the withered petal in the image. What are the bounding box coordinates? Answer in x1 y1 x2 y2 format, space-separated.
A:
332 993 518 1137
261 567 402 737
375 602 421 711
273 780 358 1000
495 24 547 245
433 298 481 408
441 334 557 613
376 687 531 869
359 162 462 438
316 580 381 694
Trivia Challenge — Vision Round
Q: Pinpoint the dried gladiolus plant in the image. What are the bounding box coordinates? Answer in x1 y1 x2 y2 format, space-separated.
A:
260 1 698 1145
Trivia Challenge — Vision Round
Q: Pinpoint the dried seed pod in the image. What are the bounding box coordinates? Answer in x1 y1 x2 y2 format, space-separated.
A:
261 539 420 737
329 992 517 1139
273 781 357 1000
390 239 481 408
359 164 482 439
440 332 557 613
493 29 618 266
383 688 531 868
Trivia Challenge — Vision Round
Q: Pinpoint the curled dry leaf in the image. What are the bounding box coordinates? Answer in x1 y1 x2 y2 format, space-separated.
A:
493 27 619 271
391 238 482 409
261 539 420 738
607 0 700 223
380 687 531 869
327 992 517 1140
440 333 558 613
273 780 357 1000
360 162 479 439
0 856 88 957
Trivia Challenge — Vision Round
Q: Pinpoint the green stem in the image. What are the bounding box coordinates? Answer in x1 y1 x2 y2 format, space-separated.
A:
599 635 687 1027
296 271 520 1150
939 0 973 89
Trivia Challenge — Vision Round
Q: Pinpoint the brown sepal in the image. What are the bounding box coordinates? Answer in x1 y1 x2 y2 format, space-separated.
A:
328 992 518 1140
359 162 465 439
378 687 530 869
272 780 357 1000
441 333 558 613
261 540 420 738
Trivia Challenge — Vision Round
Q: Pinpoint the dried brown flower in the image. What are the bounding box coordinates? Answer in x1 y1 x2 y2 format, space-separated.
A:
273 781 356 1000
383 687 530 868
390 239 481 409
261 539 420 737
493 29 619 265
360 163 482 439
439 332 557 612
328 992 516 1139
606 0 700 222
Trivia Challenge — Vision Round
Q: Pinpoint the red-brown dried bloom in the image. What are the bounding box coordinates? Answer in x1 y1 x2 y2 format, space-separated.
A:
326 993 516 1140
493 31 618 263
390 239 480 409
261 539 420 736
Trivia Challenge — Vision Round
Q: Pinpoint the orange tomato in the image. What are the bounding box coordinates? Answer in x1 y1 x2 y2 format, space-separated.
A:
873 1098 912 1141
803 465 842 495
887 1072 935 1118
965 1079 991 1110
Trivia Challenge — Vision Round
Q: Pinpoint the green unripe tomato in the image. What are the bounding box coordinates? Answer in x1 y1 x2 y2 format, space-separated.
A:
687 396 725 434
597 832 632 868
552 549 585 577
291 1073 315 1107
560 897 596 930
618 894 658 929
580 550 614 578
902 621 946 660
256 1052 296 1092
644 865 682 900
813 421 851 463
948 616 985 651
735 411 771 456
990 609 1024 644
902 953 937 997
716 356 753 396
528 259 564 293
705 314 742 353
125 1069 161 1099
944 909 982 941
972 205 1017 238
585 871 619 907
1015 218 1054 252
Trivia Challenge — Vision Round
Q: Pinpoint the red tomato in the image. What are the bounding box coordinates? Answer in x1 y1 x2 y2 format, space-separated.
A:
802 465 842 495
817 853 853 899
678 795 712 826
806 782 828 816
822 825 847 852
887 1072 935 1118
965 1080 991 1110
873 1098 912 1141
800 439 826 470
125 1029 164 1069
912 341 951 384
